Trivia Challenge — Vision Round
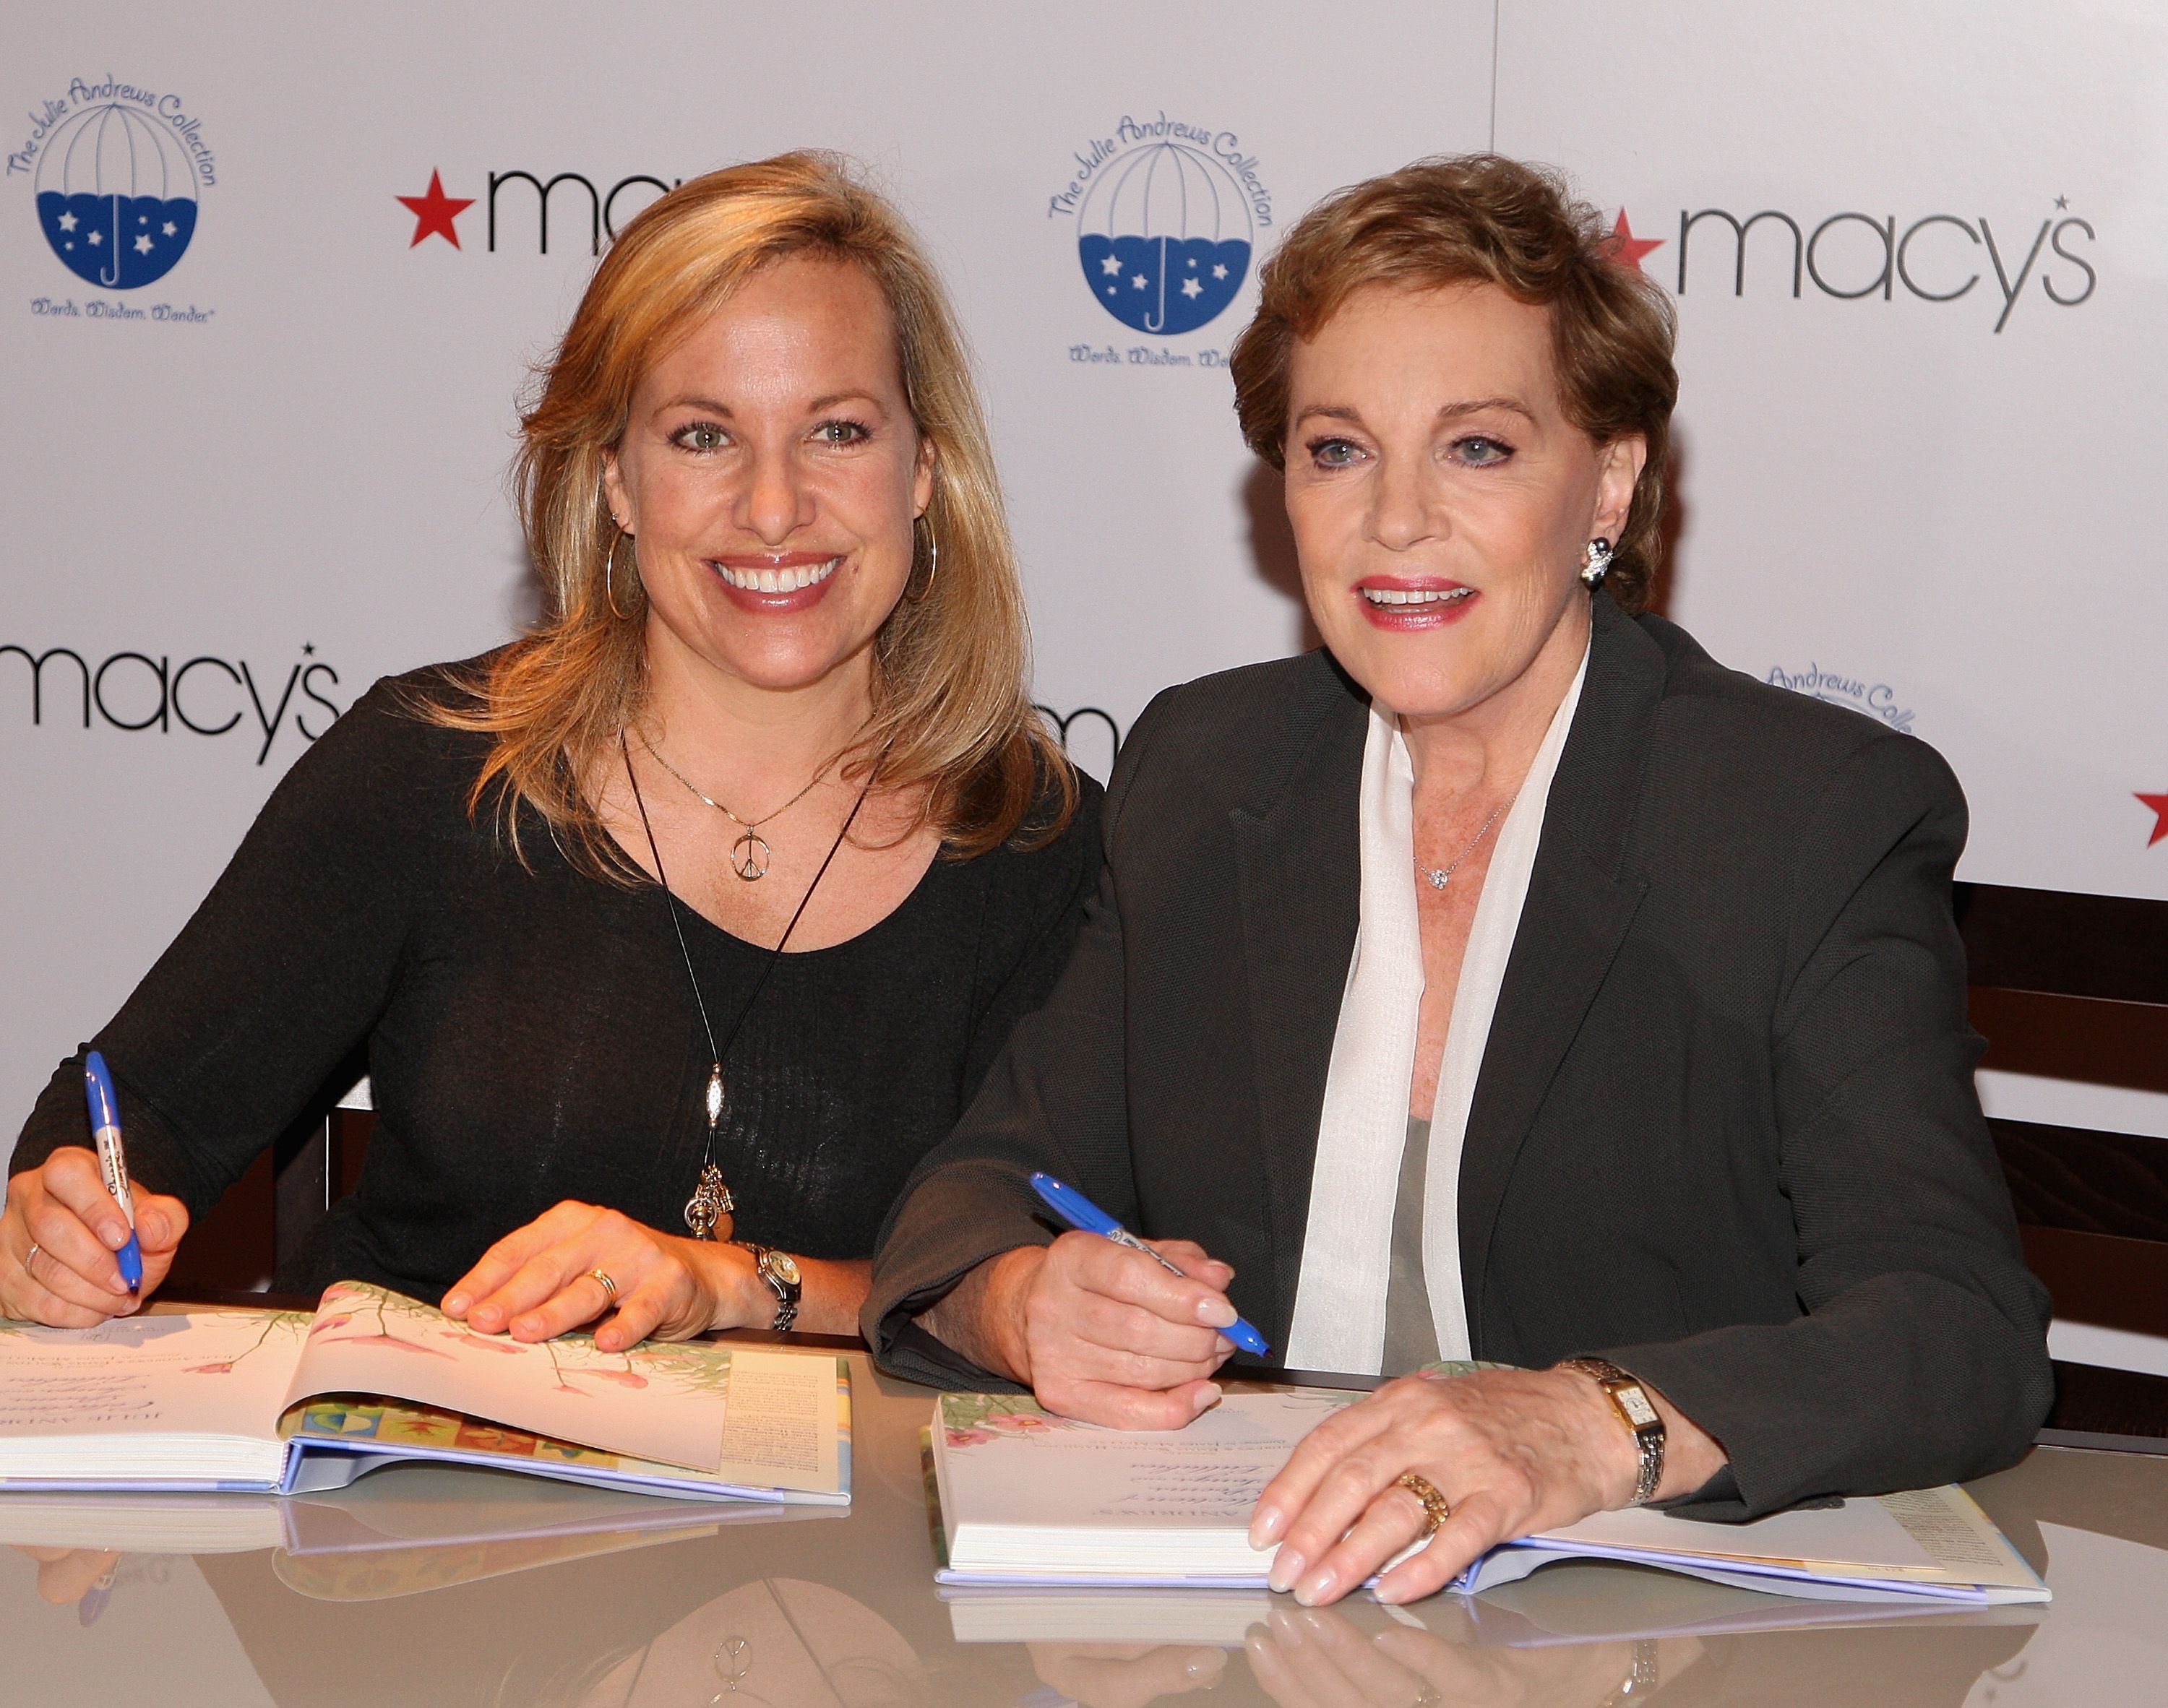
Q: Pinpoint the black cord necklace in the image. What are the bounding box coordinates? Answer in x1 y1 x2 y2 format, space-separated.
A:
619 729 879 1239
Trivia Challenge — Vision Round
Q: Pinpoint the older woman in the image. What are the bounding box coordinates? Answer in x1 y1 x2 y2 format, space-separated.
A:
5 152 1096 1349
866 155 2050 1603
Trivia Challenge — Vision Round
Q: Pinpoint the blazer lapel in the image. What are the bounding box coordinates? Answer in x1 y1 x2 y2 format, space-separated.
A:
1231 660 1368 1340
1458 599 1664 1332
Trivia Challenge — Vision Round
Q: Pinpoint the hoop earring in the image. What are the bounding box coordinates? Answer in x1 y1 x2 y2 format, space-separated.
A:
1580 537 1614 590
606 526 641 622
908 514 939 602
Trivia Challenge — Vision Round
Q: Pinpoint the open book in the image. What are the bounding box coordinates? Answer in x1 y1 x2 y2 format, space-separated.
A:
929 1392 2046 1605
0 1282 848 1504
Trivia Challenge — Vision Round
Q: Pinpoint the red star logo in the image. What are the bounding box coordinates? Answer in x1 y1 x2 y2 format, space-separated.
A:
1601 209 1664 273
397 170 474 249
2138 792 2168 848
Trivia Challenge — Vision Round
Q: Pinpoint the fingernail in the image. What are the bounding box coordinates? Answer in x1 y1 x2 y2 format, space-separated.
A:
1197 1297 1236 1328
473 1305 501 1325
1249 1506 1286 1549
102 1224 126 1250
1294 1566 1339 1607
1193 1382 1221 1413
106 1273 129 1295
1268 1548 1307 1594
514 1316 541 1336
1216 1334 1234 1354
1185 1652 1224 1681
443 1293 470 1316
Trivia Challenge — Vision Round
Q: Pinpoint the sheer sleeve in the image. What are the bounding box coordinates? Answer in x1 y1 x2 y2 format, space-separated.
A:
9 683 452 1217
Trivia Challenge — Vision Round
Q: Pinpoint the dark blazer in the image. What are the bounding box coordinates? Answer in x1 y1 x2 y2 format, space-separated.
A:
865 595 2053 1519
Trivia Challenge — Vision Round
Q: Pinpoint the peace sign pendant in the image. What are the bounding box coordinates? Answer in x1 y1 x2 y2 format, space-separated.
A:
730 829 771 881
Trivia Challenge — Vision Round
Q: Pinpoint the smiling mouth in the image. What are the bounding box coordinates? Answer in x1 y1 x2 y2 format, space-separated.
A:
710 556 841 593
1359 586 1474 608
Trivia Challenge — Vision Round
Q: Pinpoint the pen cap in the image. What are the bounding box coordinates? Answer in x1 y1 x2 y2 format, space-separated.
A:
83 1050 120 1134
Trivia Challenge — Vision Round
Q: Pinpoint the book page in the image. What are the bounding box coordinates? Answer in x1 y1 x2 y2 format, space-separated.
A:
714 1347 841 1495
0 1311 306 1448
1538 1496 1936 1571
283 1282 728 1472
1533 1485 2039 1590
937 1391 1353 1533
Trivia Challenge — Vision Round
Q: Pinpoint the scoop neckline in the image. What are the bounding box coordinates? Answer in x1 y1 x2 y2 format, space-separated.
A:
636 839 951 961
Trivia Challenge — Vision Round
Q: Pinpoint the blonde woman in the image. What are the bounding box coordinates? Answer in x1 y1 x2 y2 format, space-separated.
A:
5 154 1096 1347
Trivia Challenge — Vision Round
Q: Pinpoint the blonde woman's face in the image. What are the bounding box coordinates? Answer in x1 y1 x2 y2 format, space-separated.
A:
1282 280 1641 723
603 255 934 698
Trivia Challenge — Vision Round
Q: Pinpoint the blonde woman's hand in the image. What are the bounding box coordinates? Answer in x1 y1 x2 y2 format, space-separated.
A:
0 1150 188 1326
442 1199 762 1353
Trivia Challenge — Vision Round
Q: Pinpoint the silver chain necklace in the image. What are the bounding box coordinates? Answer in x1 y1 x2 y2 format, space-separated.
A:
639 733 830 883
1420 801 1510 892
620 730 879 1238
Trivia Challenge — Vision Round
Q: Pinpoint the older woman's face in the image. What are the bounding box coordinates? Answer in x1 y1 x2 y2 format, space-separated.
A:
1283 281 1642 722
603 255 934 698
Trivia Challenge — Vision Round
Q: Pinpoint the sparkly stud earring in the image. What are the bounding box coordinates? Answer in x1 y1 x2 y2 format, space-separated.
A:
1581 538 1614 589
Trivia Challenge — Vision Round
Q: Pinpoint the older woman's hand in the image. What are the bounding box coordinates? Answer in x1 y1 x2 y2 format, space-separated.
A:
442 1199 758 1352
1249 1366 1724 1606
968 1230 1242 1430
0 1150 189 1327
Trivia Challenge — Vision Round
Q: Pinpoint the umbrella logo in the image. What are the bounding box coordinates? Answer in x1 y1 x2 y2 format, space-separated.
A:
1054 116 1273 339
34 100 202 290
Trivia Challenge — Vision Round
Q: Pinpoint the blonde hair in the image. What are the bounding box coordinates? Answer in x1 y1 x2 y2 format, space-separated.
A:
1230 155 1678 613
424 151 1072 874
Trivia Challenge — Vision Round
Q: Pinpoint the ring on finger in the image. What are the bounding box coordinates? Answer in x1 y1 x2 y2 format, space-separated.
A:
23 1243 39 1272
1396 1471 1452 1539
588 1269 618 1306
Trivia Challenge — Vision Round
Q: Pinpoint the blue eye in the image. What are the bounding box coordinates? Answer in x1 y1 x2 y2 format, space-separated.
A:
1307 437 1362 467
1455 436 1513 466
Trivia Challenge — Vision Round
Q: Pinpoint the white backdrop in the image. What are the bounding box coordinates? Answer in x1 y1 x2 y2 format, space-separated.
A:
5 4 2165 1354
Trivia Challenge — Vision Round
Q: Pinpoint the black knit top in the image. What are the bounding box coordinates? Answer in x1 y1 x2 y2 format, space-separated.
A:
11 663 1101 1298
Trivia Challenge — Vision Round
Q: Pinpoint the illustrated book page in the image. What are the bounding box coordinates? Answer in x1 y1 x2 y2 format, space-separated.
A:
284 1282 728 1472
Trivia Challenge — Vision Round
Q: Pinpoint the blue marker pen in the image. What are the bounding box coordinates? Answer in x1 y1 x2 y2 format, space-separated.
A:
82 1052 143 1292
1029 1172 1270 1358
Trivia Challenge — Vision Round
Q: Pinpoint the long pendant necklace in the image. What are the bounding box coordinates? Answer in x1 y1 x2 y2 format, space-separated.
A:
1420 800 1510 892
620 730 880 1238
640 733 828 883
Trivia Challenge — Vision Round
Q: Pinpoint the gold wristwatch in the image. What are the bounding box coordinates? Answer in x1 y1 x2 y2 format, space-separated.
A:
736 1243 802 1333
1563 1357 1665 1506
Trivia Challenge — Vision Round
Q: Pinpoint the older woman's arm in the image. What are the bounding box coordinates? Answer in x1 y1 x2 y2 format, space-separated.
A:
1604 729 2052 1517
865 697 1244 1423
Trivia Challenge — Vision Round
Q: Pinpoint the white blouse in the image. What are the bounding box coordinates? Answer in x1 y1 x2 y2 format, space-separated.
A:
1282 648 1590 1375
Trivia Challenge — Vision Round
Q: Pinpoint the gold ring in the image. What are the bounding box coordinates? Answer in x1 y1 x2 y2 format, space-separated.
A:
1396 1472 1452 1537
588 1269 618 1304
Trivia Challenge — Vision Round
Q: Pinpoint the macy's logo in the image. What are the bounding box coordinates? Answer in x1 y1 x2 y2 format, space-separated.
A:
1 643 341 763
1672 200 2094 333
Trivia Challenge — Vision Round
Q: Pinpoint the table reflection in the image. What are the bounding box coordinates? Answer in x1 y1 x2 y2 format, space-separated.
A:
7 1390 2168 1708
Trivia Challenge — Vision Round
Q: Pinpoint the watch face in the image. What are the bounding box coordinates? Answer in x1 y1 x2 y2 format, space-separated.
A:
1617 1386 1660 1428
766 1250 803 1287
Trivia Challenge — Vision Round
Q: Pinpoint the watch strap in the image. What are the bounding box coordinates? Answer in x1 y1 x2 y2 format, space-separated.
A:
736 1242 800 1333
1564 1357 1665 1506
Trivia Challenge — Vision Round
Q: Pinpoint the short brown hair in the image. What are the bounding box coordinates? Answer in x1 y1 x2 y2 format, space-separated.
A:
1230 154 1677 613
426 151 1072 874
